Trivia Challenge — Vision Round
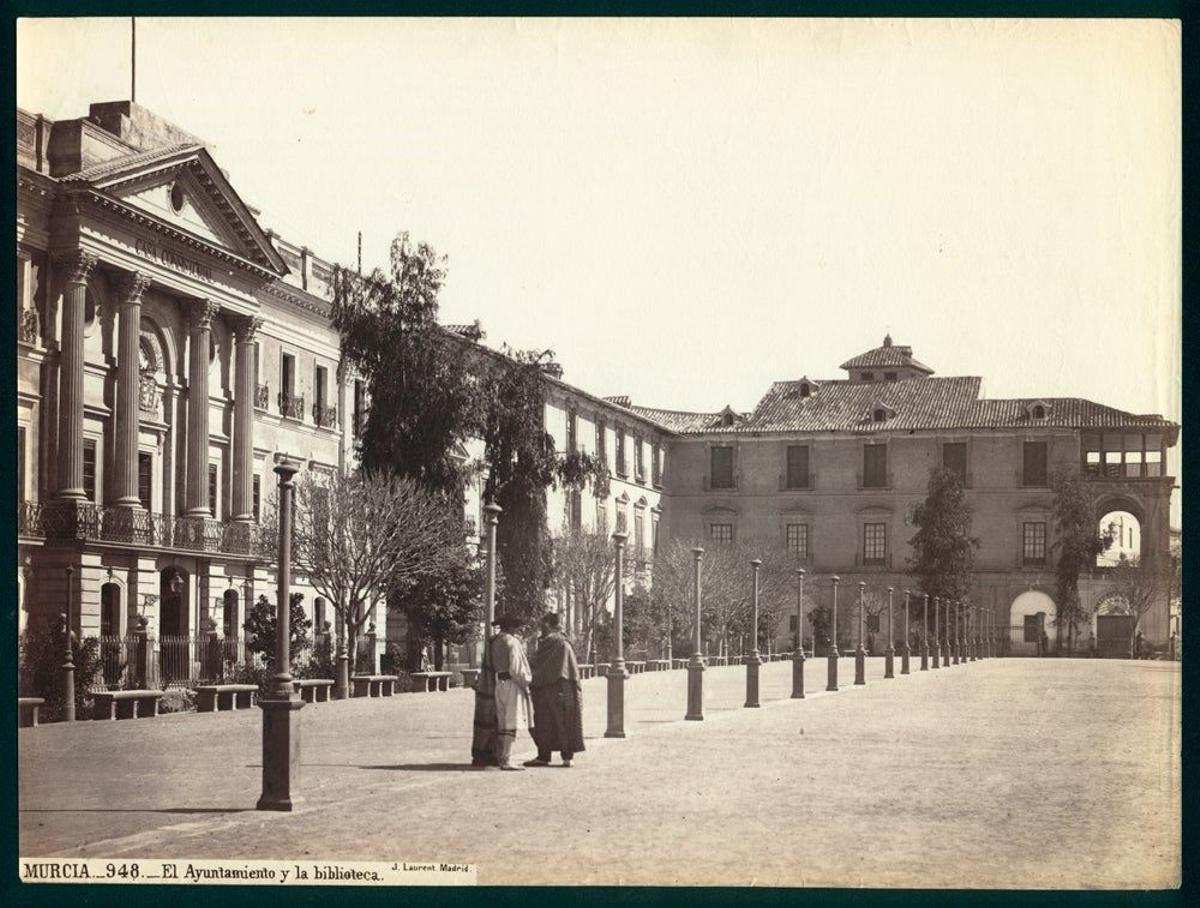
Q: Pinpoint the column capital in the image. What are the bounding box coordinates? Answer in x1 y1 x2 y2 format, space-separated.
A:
114 270 152 306
189 298 221 331
233 314 265 342
53 249 98 284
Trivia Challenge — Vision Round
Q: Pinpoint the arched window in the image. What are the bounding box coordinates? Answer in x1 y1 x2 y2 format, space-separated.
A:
1033 405 1045 420
1097 510 1142 567
799 383 811 398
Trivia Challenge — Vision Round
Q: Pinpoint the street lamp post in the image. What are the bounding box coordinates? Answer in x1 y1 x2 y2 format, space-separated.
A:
483 503 502 629
257 459 304 812
792 569 806 699
969 602 978 661
955 599 963 665
745 558 762 708
931 596 941 669
884 587 895 679
901 589 911 675
606 531 629 738
854 581 866 686
685 546 705 721
827 576 841 691
920 593 929 671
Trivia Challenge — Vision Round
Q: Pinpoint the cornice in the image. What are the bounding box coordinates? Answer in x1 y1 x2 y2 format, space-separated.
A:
260 280 333 319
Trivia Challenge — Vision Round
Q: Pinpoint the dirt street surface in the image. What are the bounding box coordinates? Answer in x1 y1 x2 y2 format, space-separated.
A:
19 657 1180 888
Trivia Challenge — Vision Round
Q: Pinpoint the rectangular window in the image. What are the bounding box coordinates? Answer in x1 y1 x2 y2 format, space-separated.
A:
634 435 645 481
943 442 968 484
862 371 874 382
83 440 97 502
863 444 887 488
596 500 608 534
651 444 662 486
595 419 607 466
281 353 295 398
785 445 810 489
615 428 627 477
1102 434 1122 478
315 599 326 635
1082 433 1102 476
634 511 645 554
616 507 628 534
17 426 25 500
568 490 582 531
867 613 881 633
652 513 660 555
1022 521 1047 564
710 446 735 489
137 452 153 511
786 523 809 558
253 475 261 521
1145 449 1163 478
567 410 577 453
1023 441 1048 487
884 371 897 381
863 522 887 565
710 523 734 545
208 463 219 518
315 364 327 411
1023 614 1040 644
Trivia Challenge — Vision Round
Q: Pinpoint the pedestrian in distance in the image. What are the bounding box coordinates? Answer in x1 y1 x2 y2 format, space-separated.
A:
524 612 586 768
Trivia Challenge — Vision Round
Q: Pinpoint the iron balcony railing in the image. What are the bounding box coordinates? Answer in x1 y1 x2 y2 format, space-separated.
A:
21 501 273 558
279 391 305 420
255 383 270 410
313 402 338 429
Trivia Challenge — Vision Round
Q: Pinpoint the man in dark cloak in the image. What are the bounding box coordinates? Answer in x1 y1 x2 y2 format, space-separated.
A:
524 612 585 767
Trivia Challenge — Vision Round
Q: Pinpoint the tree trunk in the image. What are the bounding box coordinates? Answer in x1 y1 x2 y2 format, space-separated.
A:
434 636 445 670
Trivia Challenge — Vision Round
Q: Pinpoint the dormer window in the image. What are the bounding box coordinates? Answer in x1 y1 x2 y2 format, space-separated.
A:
1033 405 1045 420
873 409 887 423
862 371 875 382
868 400 897 423
1024 400 1053 421
799 383 811 398
884 372 897 382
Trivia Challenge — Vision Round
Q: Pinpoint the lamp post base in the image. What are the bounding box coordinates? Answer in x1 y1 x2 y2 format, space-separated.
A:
685 656 705 720
932 646 941 669
257 698 305 811
605 664 628 738
884 645 895 679
744 653 761 708
826 651 840 691
791 652 805 698
854 647 866 685
901 645 911 675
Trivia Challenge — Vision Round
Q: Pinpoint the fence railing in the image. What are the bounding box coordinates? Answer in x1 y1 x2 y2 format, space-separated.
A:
20 501 273 558
86 634 252 691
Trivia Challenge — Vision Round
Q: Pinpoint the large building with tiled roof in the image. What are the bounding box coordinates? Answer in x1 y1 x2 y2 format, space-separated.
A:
17 98 1178 678
620 335 1177 654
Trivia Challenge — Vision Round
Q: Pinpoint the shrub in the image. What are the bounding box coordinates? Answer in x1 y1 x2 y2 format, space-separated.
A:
159 688 197 714
228 662 274 699
380 643 405 676
18 619 102 722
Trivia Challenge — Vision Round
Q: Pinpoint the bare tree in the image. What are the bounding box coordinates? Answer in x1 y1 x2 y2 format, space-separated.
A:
280 469 461 669
1103 556 1172 658
552 528 615 664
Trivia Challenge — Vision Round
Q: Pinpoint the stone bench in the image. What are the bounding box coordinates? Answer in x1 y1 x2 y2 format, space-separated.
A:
18 697 45 728
672 658 688 670
647 659 672 671
196 683 259 712
411 671 453 692
351 674 399 698
93 690 165 720
292 679 335 703
626 661 646 674
594 662 611 675
578 664 595 679
460 668 481 689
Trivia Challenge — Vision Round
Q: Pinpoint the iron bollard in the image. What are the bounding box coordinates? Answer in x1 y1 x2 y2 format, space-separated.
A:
884 587 895 679
792 569 806 699
827 576 841 691
854 581 867 686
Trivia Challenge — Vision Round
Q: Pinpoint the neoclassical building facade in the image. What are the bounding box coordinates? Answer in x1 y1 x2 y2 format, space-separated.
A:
16 100 1179 665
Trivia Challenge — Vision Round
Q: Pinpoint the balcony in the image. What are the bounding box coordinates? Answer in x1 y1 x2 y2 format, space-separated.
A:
20 501 273 558
313 403 338 429
255 383 270 410
279 390 305 421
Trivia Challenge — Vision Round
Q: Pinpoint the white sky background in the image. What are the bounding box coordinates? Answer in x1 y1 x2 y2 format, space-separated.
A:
17 17 1181 521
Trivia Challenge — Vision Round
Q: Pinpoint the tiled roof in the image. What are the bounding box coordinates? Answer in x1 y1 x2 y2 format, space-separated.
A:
61 143 203 182
840 338 934 374
625 376 1178 436
443 323 483 341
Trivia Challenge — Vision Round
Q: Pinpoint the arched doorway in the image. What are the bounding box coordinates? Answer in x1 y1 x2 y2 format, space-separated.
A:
159 567 190 684
1097 510 1142 567
1094 593 1135 658
1010 591 1056 656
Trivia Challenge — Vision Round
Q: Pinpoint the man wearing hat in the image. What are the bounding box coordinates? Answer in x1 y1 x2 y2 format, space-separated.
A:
486 614 533 771
524 612 585 768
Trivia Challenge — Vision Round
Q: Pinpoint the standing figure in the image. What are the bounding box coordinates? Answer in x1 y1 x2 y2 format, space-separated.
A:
472 614 532 770
525 613 586 768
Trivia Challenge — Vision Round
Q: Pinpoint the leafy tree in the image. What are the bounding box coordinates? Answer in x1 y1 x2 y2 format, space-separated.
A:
243 592 311 668
393 549 484 670
1102 556 1170 658
18 616 102 721
287 469 460 667
552 527 616 663
908 467 980 630
1050 468 1114 652
331 233 480 495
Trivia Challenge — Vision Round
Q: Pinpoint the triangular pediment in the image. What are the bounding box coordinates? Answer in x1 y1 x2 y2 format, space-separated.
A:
64 144 288 276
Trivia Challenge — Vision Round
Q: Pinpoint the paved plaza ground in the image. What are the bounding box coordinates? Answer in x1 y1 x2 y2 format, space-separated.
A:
19 656 1180 888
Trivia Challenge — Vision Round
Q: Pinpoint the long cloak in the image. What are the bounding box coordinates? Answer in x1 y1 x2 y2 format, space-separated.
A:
530 632 586 755
470 633 499 765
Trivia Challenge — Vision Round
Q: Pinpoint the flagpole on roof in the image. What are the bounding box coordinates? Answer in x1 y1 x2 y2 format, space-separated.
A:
357 231 362 275
131 17 136 103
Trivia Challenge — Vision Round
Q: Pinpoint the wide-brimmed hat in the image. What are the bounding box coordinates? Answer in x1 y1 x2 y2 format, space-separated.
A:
493 614 522 631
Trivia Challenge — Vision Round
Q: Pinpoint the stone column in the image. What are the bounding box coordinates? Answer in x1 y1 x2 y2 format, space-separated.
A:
231 316 263 522
53 249 97 501
113 271 151 508
185 299 220 516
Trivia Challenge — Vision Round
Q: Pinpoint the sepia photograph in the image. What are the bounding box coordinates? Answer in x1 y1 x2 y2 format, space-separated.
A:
13 15 1182 890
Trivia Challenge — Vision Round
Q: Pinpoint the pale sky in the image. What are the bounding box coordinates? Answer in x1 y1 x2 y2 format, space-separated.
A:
17 17 1182 517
